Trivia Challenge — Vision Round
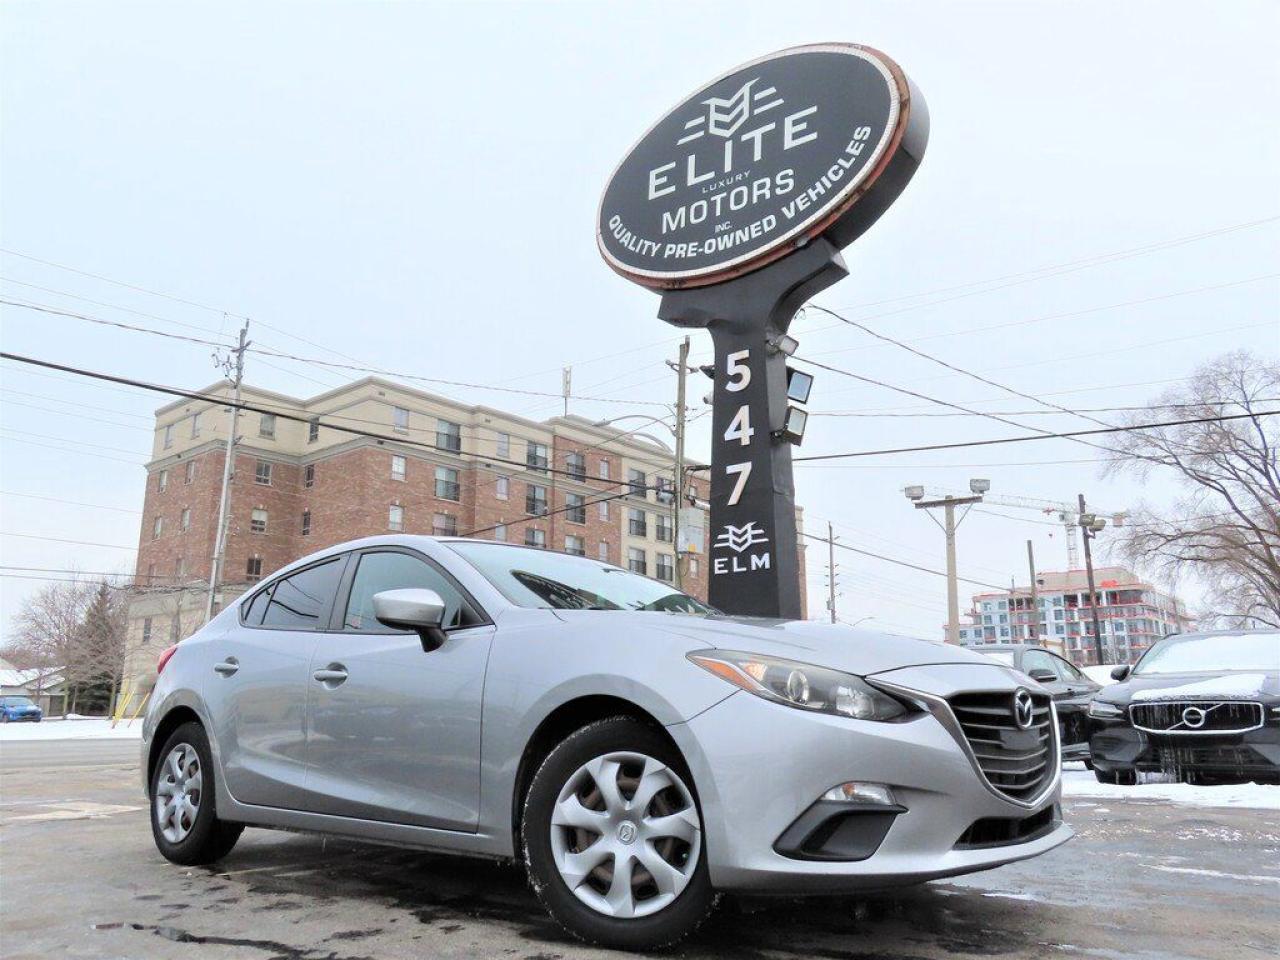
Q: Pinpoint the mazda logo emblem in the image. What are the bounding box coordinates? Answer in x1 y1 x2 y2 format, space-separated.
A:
1181 706 1207 729
1013 689 1035 730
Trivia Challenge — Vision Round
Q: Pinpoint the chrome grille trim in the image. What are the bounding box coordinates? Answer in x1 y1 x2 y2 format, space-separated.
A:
949 691 1056 802
1129 700 1265 735
870 678 1061 810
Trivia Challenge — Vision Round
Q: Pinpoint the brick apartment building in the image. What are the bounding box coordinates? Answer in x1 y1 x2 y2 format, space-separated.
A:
122 376 806 695
955 566 1191 666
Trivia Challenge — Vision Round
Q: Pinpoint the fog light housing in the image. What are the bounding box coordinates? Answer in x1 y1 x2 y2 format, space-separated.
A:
821 781 898 806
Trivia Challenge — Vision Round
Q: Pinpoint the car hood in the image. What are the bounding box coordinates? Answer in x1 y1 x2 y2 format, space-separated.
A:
652 615 999 676
1101 669 1280 705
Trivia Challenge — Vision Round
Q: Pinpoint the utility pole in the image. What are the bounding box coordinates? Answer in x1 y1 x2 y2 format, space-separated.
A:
826 520 838 623
671 337 689 589
1078 492 1107 666
562 367 572 418
906 479 990 644
1026 539 1039 645
204 321 250 623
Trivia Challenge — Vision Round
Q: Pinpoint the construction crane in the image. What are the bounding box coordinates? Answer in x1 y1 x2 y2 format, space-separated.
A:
921 487 1127 569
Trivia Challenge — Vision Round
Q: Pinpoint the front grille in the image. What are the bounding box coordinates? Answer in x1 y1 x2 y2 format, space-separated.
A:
955 804 1059 849
1151 744 1267 771
948 691 1055 802
1130 700 1263 734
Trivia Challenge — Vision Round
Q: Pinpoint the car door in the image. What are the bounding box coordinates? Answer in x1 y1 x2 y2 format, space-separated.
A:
1048 651 1098 748
203 555 348 808
302 546 495 832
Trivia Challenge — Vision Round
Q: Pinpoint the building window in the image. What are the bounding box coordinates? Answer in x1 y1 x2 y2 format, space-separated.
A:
436 419 462 453
628 468 646 497
180 508 191 531
433 513 457 537
391 455 407 482
598 459 610 481
393 406 410 434
190 412 201 438
246 557 262 582
250 508 268 534
565 535 585 556
495 476 509 500
494 523 507 542
628 508 647 538
627 548 647 575
152 516 163 540
303 463 315 488
494 431 511 459
655 513 673 543
435 466 460 501
157 469 168 492
259 413 276 439
388 504 405 532
525 528 546 548
162 424 173 449
597 499 609 521
566 451 586 481
526 483 548 516
566 493 586 525
308 419 320 443
689 557 699 576
527 441 549 474
184 460 195 484
598 541 609 562
141 618 152 645
254 460 272 485
301 510 311 536
656 553 674 582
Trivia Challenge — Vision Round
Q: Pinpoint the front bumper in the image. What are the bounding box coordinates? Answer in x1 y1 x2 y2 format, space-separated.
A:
669 680 1071 894
2 712 42 722
1090 717 1280 780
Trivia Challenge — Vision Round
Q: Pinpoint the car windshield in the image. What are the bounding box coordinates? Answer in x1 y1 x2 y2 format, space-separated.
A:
982 652 1016 666
1133 631 1280 675
448 541 714 615
1 696 35 707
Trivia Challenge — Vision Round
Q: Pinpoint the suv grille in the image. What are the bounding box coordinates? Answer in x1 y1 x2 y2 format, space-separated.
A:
948 691 1055 802
1130 700 1263 734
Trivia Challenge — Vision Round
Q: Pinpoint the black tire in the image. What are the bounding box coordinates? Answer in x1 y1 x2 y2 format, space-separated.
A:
149 721 243 866
521 717 715 951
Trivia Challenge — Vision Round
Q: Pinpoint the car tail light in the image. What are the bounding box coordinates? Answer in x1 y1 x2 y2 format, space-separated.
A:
157 644 179 675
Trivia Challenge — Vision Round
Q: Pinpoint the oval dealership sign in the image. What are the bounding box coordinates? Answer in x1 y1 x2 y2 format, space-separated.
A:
598 43 927 289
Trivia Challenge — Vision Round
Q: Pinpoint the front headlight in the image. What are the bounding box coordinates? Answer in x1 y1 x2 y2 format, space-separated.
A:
688 649 908 721
1088 699 1123 719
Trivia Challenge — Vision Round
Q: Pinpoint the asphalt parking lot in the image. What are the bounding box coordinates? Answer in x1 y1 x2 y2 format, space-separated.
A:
2 739 1278 960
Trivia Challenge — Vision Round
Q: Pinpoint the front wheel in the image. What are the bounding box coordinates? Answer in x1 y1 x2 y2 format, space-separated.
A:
149 721 243 865
522 717 715 950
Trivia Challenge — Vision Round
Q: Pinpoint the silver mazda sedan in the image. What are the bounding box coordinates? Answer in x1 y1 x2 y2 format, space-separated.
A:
143 535 1071 949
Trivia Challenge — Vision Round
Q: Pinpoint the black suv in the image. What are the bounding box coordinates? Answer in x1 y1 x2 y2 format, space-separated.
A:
1087 629 1279 785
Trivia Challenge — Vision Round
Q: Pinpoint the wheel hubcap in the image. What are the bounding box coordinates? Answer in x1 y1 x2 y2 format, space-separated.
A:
549 750 701 919
154 743 202 843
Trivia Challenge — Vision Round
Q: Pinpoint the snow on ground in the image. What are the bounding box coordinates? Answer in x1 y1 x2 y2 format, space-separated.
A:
0 717 141 741
1061 763 1279 810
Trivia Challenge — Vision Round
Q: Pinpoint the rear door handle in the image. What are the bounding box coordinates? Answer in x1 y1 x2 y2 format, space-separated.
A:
313 665 348 686
213 658 239 677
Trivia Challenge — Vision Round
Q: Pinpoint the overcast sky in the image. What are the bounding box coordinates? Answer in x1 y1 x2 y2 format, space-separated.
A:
2 0 1277 638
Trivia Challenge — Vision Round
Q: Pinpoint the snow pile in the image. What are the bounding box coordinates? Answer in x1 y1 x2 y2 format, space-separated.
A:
1061 765 1279 810
1131 673 1269 701
0 717 142 741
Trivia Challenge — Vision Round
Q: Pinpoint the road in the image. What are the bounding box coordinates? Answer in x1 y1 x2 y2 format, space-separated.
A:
1 739 1277 960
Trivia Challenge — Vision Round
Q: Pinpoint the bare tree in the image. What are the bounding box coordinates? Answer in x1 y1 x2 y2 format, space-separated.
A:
8 578 96 714
1103 350 1280 627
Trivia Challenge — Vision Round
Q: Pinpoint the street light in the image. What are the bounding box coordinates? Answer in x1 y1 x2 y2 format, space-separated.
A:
905 479 991 645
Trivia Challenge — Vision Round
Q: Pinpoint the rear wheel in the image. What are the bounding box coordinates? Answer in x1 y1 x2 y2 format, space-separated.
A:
522 717 714 950
150 721 242 865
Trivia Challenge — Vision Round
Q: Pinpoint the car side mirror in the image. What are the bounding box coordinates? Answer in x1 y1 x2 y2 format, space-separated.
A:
1110 665 1131 681
372 588 448 652
1028 668 1057 683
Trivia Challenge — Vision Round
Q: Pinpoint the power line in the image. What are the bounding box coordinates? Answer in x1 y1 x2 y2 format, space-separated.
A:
809 400 1280 418
793 409 1280 462
0 492 142 514
1 532 137 550
0 565 178 580
798 531 1004 589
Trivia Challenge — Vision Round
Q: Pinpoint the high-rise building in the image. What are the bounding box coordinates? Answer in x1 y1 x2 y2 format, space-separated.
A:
122 376 806 697
954 567 1191 665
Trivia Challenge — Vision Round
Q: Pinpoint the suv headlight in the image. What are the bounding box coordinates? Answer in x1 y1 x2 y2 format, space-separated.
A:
1088 699 1123 719
688 649 908 721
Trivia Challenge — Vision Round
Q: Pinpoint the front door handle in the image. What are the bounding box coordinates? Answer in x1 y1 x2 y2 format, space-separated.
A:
313 665 348 686
213 658 239 677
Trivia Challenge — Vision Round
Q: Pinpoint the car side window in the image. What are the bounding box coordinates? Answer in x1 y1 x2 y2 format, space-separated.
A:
260 558 345 630
1022 650 1058 678
241 586 272 626
1052 654 1086 682
343 550 475 632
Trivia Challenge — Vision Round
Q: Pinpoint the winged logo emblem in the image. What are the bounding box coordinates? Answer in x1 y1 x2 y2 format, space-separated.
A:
677 79 786 145
714 522 770 554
